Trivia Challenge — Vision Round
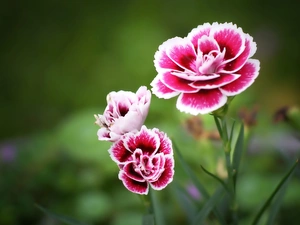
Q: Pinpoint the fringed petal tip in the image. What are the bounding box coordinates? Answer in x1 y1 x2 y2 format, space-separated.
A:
176 90 228 115
150 76 179 99
220 59 260 96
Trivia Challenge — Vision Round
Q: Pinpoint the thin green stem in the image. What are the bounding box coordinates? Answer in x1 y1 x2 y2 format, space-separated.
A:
139 194 151 213
150 188 165 225
141 189 165 225
219 117 234 192
214 115 238 225
140 194 155 225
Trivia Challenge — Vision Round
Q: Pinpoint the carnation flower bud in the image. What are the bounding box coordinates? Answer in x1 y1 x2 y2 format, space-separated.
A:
95 86 151 142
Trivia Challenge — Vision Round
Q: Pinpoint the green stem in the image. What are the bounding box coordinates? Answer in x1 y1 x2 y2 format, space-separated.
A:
140 194 151 213
149 188 165 225
140 194 155 225
214 116 238 225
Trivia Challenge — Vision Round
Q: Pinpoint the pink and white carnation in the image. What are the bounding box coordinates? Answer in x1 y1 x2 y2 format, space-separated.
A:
95 86 151 142
151 22 260 115
109 125 174 195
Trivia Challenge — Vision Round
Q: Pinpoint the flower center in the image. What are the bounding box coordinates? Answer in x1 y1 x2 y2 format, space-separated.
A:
119 105 129 117
197 49 225 75
134 156 154 175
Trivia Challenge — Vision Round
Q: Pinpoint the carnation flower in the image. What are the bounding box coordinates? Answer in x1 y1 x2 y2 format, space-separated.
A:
151 22 260 115
109 126 174 195
95 86 151 142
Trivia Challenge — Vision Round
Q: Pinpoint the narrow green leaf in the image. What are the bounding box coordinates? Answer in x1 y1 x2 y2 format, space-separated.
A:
192 186 225 225
35 204 90 225
172 140 226 225
201 165 232 196
172 182 198 222
150 188 165 225
142 214 155 225
266 176 289 225
172 140 209 198
213 116 223 140
252 159 298 225
232 123 244 190
221 117 229 142
229 120 236 143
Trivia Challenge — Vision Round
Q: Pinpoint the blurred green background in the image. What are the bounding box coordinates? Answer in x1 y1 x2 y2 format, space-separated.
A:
1 0 300 224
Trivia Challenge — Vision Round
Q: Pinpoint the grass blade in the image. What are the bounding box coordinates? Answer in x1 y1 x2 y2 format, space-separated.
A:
172 139 209 198
172 181 198 222
213 116 223 140
252 159 298 225
229 120 236 144
172 140 226 225
232 123 244 190
150 188 165 225
192 186 225 225
201 165 231 196
266 176 289 225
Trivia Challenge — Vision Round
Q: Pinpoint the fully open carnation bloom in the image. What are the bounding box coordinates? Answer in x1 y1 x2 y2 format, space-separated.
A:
109 126 174 195
151 22 260 115
94 86 151 142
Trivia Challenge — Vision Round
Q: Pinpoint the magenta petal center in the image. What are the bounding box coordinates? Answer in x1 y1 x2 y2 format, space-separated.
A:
131 149 165 181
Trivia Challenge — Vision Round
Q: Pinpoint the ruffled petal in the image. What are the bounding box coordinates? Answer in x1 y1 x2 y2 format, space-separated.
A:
108 91 136 112
147 155 165 181
136 86 151 102
123 162 145 182
190 74 240 89
109 138 133 164
176 89 227 115
111 98 149 135
198 35 220 54
211 22 245 62
119 170 149 195
171 71 220 81
150 156 174 190
110 113 140 135
122 126 160 156
220 59 260 96
97 128 112 141
187 22 212 50
198 49 226 75
150 75 179 99
221 33 257 72
160 71 199 93
154 38 185 72
166 37 197 72
153 128 173 155
133 126 160 156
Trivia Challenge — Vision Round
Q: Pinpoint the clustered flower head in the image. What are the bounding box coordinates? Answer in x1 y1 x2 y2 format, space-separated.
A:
95 86 174 195
151 22 260 115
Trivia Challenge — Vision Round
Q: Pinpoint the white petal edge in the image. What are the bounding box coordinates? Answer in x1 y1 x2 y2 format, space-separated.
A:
176 92 228 115
150 75 180 99
220 59 260 96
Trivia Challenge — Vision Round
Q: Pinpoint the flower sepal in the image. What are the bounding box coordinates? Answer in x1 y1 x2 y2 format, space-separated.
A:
210 96 234 118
